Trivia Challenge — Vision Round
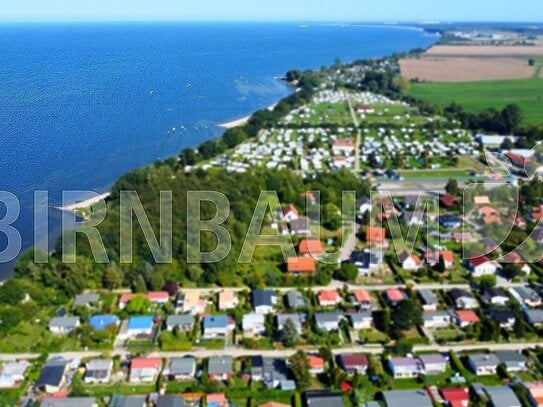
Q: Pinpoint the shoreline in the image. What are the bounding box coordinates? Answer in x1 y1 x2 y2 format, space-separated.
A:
56 192 111 212
216 100 282 129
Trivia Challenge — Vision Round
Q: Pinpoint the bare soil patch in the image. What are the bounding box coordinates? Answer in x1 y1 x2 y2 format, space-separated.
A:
426 45 543 57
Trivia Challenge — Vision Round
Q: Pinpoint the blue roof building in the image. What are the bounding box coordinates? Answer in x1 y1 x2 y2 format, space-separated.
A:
127 316 154 331
203 315 228 329
89 315 120 331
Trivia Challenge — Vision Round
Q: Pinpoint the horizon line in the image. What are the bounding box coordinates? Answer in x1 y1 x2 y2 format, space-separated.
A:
0 19 541 24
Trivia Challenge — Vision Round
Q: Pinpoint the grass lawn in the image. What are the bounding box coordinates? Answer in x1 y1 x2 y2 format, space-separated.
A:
408 78 543 126
434 328 463 342
82 382 156 398
359 329 389 344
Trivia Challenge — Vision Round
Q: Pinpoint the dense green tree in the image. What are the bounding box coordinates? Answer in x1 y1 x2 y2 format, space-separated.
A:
280 318 300 347
125 295 151 315
391 299 422 334
289 350 311 390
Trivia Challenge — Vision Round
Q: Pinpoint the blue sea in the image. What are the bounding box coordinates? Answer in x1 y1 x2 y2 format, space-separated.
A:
0 22 437 277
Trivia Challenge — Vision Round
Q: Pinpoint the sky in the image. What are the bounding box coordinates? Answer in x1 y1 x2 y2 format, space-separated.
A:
0 0 541 23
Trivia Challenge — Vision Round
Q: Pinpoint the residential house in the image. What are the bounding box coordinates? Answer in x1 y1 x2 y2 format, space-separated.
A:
418 289 438 312
455 310 480 328
73 294 100 308
40 398 97 407
207 393 228 407
366 226 387 247
166 314 194 332
318 290 341 307
177 292 206 315
482 287 509 306
208 356 233 381
487 310 515 330
251 356 292 389
468 256 499 277
202 315 232 339
496 351 527 372
242 313 266 336
525 382 543 407
164 357 196 381
387 357 422 378
358 197 372 215
286 257 316 275
35 359 69 393
524 309 543 327
450 289 479 309
130 357 162 383
502 252 531 274
332 139 354 155
485 385 521 407
339 354 368 374
467 354 500 375
119 291 169 309
290 217 311 236
349 249 383 276
423 311 452 329
299 239 325 257
439 194 460 209
49 316 80 334
218 291 238 311
307 355 326 375
252 290 277 314
440 387 469 407
285 291 306 309
419 354 447 375
348 311 373 330
385 288 405 306
315 312 342 331
302 390 345 407
509 286 542 308
89 315 120 331
351 289 373 310
114 396 146 407
157 395 185 407
122 316 154 340
381 390 433 407
474 196 491 206
84 359 112 384
439 214 462 228
424 250 454 269
0 361 29 388
398 252 422 270
283 204 299 222
276 313 304 334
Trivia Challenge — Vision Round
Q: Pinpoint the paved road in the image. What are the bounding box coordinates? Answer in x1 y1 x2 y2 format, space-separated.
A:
339 222 358 262
347 98 361 173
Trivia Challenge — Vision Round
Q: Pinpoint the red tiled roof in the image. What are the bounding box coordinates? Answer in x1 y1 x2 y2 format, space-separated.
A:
456 310 480 323
441 388 469 403
284 204 299 216
342 353 368 367
131 357 162 369
352 289 372 303
386 288 404 302
440 193 459 207
470 255 491 267
286 257 316 273
319 290 340 302
307 355 325 369
440 251 454 263
505 151 526 167
366 226 387 245
299 239 325 255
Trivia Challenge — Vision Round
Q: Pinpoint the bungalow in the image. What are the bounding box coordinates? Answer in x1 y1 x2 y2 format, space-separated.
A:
130 357 162 383
366 226 387 247
49 316 80 334
524 309 543 327
339 353 368 374
467 353 500 375
381 390 433 407
455 310 480 328
419 354 447 375
166 314 195 332
356 103 374 114
440 193 460 209
164 357 196 381
387 357 422 378
418 289 439 312
474 196 491 206
89 315 120 331
283 204 299 222
468 256 499 277
349 249 383 276
73 294 100 308
351 289 373 310
202 315 232 339
285 291 306 309
398 252 422 271
276 313 304 334
502 252 531 274
208 356 233 381
157 396 185 407
496 351 526 372
441 387 469 407
177 291 206 315
348 311 373 330
286 257 316 274
299 239 325 257
509 286 542 308
482 287 509 306
307 355 326 374
207 393 228 407
423 311 452 329
332 139 354 155
439 214 462 229
485 385 521 407
450 289 479 309
218 291 238 311
315 312 342 331
505 151 527 168
252 289 277 314
40 398 97 407
122 316 154 340
114 396 146 407
84 359 112 384
290 217 311 236
251 356 291 389
0 361 29 388
318 290 341 307
385 288 405 306
242 313 266 336
525 382 543 407
35 359 69 393
487 310 515 330
303 390 345 407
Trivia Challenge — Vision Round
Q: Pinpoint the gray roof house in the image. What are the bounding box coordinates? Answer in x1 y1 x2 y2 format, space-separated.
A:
348 311 373 329
157 395 185 407
418 289 438 311
35 358 69 393
208 356 233 380
49 316 80 334
315 312 342 331
252 289 277 314
467 353 501 375
286 291 306 309
40 398 96 407
423 310 452 329
73 294 100 308
387 357 422 378
524 309 543 326
303 390 345 407
290 217 311 236
114 395 147 407
509 286 542 307
166 314 194 331
251 356 293 389
418 354 447 375
84 359 112 384
276 313 305 334
484 386 521 407
165 357 196 380
381 390 433 407
496 351 527 372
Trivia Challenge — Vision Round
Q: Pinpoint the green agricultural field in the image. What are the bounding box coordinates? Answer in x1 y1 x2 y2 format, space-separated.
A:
408 78 543 126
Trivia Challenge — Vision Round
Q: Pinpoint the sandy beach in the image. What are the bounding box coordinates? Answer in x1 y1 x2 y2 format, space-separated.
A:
57 192 111 212
217 101 280 129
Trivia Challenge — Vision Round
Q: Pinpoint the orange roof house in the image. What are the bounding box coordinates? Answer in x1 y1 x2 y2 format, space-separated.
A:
440 193 460 208
218 291 238 311
299 239 325 256
131 357 162 370
366 226 387 246
526 382 543 406
352 289 372 304
286 257 316 274
385 288 405 304
318 290 341 306
307 355 326 372
455 310 480 327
